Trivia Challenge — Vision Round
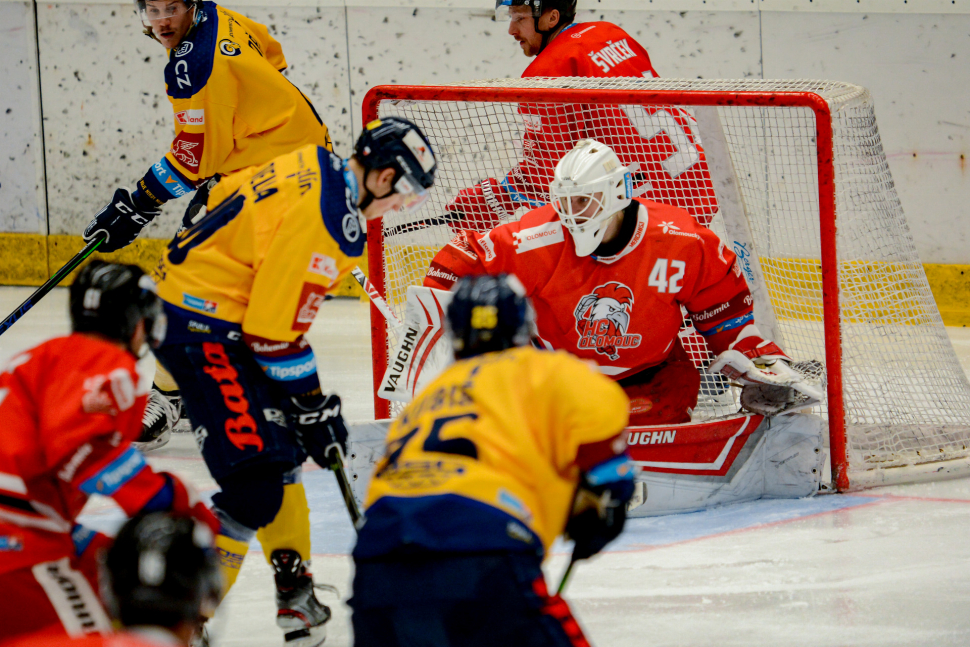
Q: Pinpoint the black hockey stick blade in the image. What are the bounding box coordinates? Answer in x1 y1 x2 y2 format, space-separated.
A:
327 446 363 529
0 234 106 338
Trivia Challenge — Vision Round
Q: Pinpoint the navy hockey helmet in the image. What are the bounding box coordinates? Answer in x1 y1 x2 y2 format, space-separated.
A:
70 261 166 353
354 117 437 213
101 512 222 629
446 274 535 360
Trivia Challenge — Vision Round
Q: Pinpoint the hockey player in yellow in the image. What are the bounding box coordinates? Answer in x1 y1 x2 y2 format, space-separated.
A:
351 274 637 647
82 0 333 448
152 118 437 646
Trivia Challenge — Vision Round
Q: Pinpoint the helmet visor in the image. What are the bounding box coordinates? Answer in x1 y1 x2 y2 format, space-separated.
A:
139 0 190 25
495 0 513 21
392 174 430 214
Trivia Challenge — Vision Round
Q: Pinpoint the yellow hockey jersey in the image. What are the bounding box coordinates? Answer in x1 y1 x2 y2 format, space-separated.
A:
355 347 630 559
153 143 364 350
142 2 332 203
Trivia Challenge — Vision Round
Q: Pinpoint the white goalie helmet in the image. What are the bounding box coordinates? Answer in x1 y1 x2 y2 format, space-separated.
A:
550 139 637 257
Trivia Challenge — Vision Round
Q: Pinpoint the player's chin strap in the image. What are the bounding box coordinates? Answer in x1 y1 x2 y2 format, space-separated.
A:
536 19 573 53
357 170 395 212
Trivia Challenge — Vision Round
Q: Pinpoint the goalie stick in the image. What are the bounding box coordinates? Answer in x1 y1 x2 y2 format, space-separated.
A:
351 266 402 329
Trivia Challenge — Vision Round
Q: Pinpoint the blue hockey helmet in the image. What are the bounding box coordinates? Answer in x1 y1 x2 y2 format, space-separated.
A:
354 117 437 213
446 274 535 359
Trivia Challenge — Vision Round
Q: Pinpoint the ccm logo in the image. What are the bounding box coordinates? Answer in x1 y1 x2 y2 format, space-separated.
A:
297 405 340 425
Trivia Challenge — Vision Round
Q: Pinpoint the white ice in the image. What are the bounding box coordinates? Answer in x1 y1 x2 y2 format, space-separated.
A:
4 286 970 647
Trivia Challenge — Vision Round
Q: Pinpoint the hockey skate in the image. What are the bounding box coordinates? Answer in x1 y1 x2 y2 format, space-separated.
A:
134 388 179 452
271 549 337 647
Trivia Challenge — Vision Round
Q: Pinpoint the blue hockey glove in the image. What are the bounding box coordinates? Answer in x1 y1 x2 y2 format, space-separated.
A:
83 188 161 252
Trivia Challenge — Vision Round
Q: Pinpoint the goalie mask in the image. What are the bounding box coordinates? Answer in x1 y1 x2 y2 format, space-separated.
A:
550 139 636 257
446 274 535 359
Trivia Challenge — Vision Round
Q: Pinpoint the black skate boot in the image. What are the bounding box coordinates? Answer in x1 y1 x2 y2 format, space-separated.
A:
271 549 337 647
133 387 179 452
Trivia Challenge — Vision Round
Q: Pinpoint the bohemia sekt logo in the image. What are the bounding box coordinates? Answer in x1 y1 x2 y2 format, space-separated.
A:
573 281 642 361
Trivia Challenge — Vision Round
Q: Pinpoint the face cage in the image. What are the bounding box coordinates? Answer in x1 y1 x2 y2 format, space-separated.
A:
551 187 609 234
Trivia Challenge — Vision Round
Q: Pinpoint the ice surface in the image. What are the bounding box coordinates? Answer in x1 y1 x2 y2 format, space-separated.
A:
4 287 970 646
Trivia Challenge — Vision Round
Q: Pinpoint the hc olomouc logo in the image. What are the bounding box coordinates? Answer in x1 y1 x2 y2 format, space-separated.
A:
573 282 642 361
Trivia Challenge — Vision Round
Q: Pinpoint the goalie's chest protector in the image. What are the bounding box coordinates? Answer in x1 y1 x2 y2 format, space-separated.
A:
507 200 716 377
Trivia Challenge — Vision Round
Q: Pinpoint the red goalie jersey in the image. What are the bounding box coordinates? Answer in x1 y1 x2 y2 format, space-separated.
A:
448 22 718 229
425 198 755 422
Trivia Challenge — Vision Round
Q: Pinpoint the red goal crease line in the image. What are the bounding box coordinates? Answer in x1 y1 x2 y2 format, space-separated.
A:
361 84 844 491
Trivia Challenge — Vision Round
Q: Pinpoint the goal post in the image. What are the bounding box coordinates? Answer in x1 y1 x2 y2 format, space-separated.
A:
362 78 970 492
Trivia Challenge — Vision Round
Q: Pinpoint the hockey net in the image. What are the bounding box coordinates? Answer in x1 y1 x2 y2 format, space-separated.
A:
363 77 970 491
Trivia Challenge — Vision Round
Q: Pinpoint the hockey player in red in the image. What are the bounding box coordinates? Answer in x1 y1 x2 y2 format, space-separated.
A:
1 512 222 647
424 140 810 425
0 262 219 643
437 0 716 231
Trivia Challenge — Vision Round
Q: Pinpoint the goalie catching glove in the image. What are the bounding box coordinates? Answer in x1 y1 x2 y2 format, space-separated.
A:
565 456 637 561
709 334 824 417
289 393 350 468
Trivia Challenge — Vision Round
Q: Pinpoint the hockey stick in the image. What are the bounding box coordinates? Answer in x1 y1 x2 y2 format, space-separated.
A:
351 266 402 328
0 233 106 337
557 553 578 595
326 445 362 528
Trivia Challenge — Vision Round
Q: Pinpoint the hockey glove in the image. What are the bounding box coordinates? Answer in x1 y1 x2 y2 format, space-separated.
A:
289 394 349 468
565 456 636 561
83 187 161 252
709 336 824 417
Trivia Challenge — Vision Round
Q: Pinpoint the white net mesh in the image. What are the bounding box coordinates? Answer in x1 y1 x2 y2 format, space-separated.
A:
368 77 970 488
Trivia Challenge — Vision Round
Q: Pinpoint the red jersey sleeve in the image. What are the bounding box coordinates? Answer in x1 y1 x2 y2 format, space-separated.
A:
677 225 755 355
424 208 561 294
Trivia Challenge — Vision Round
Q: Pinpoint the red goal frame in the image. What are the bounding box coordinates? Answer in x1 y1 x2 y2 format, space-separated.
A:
362 84 849 491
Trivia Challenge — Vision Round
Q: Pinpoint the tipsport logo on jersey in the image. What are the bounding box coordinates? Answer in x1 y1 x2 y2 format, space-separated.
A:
573 281 642 361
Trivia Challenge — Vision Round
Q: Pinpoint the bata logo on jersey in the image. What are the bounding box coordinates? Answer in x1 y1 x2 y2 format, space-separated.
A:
171 131 204 174
183 293 217 314
202 342 264 452
427 265 458 285
574 282 642 361
219 39 242 56
588 38 638 74
512 221 564 254
628 429 677 445
174 41 193 57
292 282 328 333
175 109 205 126
307 252 339 281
